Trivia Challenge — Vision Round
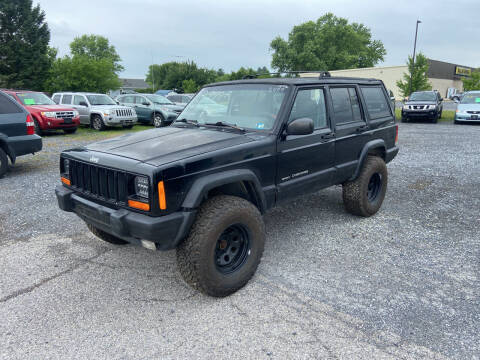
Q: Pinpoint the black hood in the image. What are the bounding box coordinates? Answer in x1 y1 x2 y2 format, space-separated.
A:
85 126 254 166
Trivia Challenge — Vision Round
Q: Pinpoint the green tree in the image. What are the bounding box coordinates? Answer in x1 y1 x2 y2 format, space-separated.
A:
69 34 124 72
396 53 432 98
270 13 386 72
45 35 122 93
0 0 51 90
182 79 198 93
462 69 480 91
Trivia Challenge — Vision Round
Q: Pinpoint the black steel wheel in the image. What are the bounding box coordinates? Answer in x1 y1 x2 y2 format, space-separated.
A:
176 195 265 297
342 156 388 217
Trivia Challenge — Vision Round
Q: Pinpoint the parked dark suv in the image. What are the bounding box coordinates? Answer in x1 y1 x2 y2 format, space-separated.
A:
56 75 399 296
401 90 443 123
0 91 42 178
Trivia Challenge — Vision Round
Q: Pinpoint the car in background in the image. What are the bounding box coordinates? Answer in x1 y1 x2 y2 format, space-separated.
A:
450 92 464 102
401 90 443 123
454 91 480 124
3 90 80 135
166 93 193 105
0 91 42 178
155 89 174 97
116 93 183 127
52 92 137 131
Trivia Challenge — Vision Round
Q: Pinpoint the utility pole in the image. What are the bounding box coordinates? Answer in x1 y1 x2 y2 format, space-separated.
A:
409 19 422 95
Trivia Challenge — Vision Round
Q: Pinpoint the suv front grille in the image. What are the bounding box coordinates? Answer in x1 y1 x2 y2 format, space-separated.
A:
55 111 74 120
115 109 134 117
69 160 128 205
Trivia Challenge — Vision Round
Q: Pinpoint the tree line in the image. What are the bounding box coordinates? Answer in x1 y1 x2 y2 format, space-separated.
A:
3 1 477 96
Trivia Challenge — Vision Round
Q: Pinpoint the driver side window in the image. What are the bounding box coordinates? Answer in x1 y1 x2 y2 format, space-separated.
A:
289 88 327 129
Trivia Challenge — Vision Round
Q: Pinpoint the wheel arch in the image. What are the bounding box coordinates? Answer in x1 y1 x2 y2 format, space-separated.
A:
182 169 267 214
0 134 15 164
350 139 386 181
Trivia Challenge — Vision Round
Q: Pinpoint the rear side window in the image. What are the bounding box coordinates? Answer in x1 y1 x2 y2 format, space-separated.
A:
360 87 391 119
122 96 134 103
52 94 61 104
330 87 364 125
0 93 23 114
61 95 72 105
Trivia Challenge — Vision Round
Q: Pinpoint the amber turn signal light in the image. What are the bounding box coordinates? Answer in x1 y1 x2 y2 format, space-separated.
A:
158 181 167 210
61 177 71 186
128 199 150 211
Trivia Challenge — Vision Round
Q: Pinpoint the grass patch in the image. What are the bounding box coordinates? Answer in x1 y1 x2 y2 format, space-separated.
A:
395 109 455 122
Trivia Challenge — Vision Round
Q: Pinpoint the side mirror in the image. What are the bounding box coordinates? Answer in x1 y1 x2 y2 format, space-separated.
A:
79 101 88 107
286 117 314 136
454 98 460 103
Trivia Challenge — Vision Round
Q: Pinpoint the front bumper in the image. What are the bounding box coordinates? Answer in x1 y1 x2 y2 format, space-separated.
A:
402 109 437 119
103 116 138 126
455 114 480 122
55 185 196 250
41 117 80 130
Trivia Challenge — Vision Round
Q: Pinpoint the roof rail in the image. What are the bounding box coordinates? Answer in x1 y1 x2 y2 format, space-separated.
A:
241 70 331 80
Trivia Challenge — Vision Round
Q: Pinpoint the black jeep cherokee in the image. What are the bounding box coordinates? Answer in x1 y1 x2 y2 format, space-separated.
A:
0 91 42 178
56 75 399 297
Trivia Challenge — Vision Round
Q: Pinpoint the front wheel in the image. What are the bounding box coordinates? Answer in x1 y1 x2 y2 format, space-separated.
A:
152 113 165 127
34 119 43 135
91 115 106 131
342 156 388 217
64 128 77 134
176 195 265 297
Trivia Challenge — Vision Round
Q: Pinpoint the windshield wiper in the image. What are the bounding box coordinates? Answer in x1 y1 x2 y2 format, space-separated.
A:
204 121 245 132
174 118 199 127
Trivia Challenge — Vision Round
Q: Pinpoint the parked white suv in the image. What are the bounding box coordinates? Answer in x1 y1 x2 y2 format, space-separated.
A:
52 92 138 130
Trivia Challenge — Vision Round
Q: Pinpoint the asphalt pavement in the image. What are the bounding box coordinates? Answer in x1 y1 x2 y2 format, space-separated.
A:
0 122 479 359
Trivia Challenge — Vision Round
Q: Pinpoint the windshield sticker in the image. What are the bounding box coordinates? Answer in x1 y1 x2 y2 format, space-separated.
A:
256 123 265 129
23 98 36 105
476 98 480 103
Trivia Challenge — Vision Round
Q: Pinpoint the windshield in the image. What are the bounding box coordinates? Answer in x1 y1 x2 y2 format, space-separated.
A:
17 92 55 106
177 84 288 130
409 92 436 102
146 94 173 105
86 94 116 105
460 93 480 104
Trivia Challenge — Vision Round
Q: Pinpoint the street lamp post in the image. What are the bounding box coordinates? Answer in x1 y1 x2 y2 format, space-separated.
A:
410 19 422 94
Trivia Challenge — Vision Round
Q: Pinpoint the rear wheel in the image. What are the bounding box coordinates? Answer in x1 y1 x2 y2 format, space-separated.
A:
64 128 77 134
176 195 265 297
91 115 106 131
342 156 388 217
86 223 129 245
0 148 8 178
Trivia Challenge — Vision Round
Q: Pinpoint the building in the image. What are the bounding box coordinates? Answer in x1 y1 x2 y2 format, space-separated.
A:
109 78 151 97
301 59 476 99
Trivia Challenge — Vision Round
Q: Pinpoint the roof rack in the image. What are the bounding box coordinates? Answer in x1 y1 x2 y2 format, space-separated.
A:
242 71 331 80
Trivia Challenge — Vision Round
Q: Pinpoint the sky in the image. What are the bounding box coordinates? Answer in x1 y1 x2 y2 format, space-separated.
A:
37 0 480 79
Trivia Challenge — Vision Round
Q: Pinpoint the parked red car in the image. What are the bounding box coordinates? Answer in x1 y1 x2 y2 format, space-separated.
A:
3 90 80 135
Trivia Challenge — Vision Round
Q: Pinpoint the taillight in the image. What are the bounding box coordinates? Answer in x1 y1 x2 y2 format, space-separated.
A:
395 124 398 145
26 114 35 135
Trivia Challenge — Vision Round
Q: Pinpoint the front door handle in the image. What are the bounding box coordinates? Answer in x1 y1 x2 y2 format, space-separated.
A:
356 125 368 132
321 133 335 140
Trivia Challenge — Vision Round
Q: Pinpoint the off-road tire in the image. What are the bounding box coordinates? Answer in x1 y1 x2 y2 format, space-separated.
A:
91 115 106 131
64 128 77 134
152 112 165 127
342 156 388 217
176 195 265 297
34 119 43 135
86 223 129 245
0 147 8 178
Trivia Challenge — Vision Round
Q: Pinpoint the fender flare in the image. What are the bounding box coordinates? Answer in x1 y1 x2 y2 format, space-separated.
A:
0 133 16 164
350 139 386 181
182 169 267 213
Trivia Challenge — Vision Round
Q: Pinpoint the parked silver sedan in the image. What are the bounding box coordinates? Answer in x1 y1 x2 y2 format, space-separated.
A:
454 91 480 124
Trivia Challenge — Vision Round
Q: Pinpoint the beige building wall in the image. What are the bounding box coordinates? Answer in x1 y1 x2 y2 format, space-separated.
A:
301 66 464 99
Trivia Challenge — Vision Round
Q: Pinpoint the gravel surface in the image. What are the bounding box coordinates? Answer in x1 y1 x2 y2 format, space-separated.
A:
0 123 479 359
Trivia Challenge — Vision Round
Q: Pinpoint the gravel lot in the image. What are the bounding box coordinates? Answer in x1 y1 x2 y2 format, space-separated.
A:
1 122 479 359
